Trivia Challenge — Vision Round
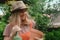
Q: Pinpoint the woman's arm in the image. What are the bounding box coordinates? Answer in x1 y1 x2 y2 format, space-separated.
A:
31 28 44 38
10 28 17 39
30 28 44 40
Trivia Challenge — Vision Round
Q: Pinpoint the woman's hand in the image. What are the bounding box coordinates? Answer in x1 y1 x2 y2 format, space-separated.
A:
10 25 21 38
12 25 21 32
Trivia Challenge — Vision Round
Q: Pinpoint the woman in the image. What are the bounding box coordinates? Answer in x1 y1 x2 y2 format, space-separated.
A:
3 1 44 40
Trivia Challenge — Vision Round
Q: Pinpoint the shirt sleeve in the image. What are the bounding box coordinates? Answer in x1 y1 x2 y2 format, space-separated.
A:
3 24 12 37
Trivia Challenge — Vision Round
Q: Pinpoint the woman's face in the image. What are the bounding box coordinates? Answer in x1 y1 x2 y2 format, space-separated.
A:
19 9 27 20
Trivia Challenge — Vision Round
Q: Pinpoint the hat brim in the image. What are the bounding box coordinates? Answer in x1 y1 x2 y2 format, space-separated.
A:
11 7 28 13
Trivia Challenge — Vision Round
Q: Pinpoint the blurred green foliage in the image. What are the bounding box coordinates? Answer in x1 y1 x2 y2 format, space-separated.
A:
0 4 11 40
45 28 60 40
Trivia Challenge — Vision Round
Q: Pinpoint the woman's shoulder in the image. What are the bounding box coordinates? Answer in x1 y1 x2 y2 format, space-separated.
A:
30 20 36 25
6 24 10 27
6 23 14 28
29 19 36 28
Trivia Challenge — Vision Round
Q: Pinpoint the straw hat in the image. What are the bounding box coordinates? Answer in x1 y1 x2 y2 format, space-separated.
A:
11 1 28 12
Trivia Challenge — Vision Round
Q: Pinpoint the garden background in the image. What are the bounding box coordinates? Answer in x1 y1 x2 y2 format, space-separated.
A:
0 0 60 40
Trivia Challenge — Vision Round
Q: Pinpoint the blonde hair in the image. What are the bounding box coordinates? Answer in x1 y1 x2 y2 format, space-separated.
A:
9 12 32 27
